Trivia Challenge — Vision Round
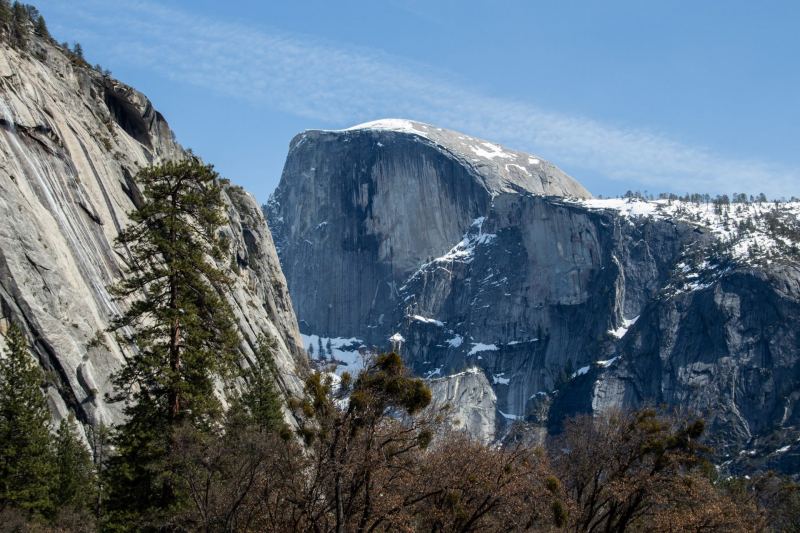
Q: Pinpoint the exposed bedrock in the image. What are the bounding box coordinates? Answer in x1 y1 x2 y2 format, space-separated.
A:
268 119 800 476
0 39 307 432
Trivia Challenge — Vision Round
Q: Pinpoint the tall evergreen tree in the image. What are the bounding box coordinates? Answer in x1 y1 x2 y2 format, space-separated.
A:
0 324 54 518
86 422 110 521
105 158 239 523
52 416 96 513
0 0 11 36
230 335 285 433
33 14 46 38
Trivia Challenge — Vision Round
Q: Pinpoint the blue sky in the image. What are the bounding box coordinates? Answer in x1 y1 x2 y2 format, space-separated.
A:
36 0 800 201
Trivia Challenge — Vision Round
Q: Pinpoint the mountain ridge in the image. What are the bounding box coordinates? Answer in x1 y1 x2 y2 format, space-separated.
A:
268 118 800 476
296 118 591 199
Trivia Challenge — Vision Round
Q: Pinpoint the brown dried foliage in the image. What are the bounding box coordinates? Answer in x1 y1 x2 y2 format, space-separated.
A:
153 357 773 532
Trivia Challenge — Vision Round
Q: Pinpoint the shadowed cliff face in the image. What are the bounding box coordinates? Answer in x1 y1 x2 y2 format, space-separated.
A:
552 264 800 475
268 121 800 475
394 195 707 423
267 122 590 341
266 123 696 422
0 38 306 432
268 128 493 339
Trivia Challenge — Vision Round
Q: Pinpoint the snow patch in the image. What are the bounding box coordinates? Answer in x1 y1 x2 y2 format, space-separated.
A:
301 334 365 374
578 198 659 218
572 198 800 268
596 356 619 368
571 365 591 379
431 366 482 382
468 343 498 356
402 215 496 285
492 373 510 385
470 141 514 161
505 163 530 176
471 216 486 227
506 338 538 346
343 118 430 138
446 334 464 348
411 315 444 327
608 316 639 339
425 367 443 378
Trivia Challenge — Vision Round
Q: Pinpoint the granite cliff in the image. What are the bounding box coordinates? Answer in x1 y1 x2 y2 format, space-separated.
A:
0 36 307 434
267 119 800 475
267 119 589 341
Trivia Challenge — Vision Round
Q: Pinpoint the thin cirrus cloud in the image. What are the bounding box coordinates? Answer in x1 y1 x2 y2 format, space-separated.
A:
42 0 799 197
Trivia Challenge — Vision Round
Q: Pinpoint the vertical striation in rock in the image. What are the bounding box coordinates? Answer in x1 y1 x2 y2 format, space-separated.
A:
0 38 306 431
552 263 800 475
266 120 590 341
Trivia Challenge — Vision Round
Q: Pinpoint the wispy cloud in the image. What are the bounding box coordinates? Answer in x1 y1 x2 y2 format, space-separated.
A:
39 0 799 197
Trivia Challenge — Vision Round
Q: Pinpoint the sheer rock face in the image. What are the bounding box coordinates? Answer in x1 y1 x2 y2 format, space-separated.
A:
268 121 800 476
552 264 800 475
267 122 589 340
388 195 703 422
0 40 306 431
266 123 689 420
426 368 497 445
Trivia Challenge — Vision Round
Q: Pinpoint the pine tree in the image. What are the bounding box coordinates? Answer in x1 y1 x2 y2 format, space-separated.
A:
52 416 96 514
231 335 285 433
105 158 239 522
85 422 110 522
72 41 83 59
10 1 26 50
0 324 55 518
33 14 46 38
0 0 11 36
